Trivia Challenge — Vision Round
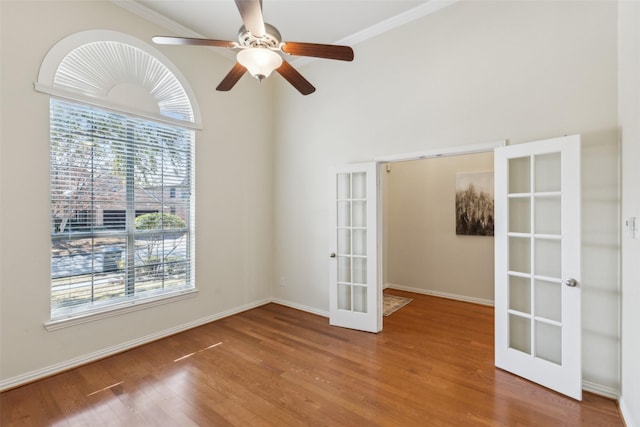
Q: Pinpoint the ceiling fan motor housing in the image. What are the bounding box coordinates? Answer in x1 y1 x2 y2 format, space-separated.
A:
238 23 282 49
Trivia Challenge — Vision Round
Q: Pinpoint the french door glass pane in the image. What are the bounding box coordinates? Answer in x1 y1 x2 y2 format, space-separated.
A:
509 157 531 193
337 173 350 199
535 321 562 365
534 239 561 278
509 275 531 314
338 229 351 254
509 198 530 233
337 201 351 227
352 172 366 199
338 284 351 310
509 236 531 273
337 256 351 283
535 152 561 192
352 229 367 256
535 197 561 235
352 258 367 284
352 201 367 227
353 286 367 313
509 314 531 354
534 279 562 322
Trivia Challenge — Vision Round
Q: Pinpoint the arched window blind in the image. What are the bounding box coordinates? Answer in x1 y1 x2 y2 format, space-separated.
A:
40 33 197 322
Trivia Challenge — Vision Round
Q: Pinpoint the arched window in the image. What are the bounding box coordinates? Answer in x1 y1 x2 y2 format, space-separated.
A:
37 31 199 325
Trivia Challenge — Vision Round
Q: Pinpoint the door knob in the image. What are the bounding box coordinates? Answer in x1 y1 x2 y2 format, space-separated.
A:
330 253 336 258
564 278 578 287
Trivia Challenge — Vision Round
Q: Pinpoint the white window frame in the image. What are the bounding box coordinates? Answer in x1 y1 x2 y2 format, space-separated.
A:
37 31 201 329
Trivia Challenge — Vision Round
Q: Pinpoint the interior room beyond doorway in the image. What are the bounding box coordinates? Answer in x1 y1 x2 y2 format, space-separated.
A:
382 151 495 306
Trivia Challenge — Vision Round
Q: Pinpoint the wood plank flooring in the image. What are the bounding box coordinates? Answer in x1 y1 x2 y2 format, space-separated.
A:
1 290 624 426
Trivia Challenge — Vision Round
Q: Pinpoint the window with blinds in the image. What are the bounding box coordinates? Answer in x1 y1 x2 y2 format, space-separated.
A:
50 98 195 319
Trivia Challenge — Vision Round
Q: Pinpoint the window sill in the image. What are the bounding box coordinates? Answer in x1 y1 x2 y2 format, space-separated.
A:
44 288 199 331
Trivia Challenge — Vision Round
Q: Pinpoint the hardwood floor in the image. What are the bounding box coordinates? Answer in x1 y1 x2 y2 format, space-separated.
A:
1 290 624 426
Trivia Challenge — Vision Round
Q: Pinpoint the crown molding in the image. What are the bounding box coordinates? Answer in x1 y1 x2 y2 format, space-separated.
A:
110 0 237 60
112 0 201 38
342 0 459 46
293 0 459 67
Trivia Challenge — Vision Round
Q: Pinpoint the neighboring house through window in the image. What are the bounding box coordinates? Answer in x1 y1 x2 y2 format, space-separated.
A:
36 30 201 323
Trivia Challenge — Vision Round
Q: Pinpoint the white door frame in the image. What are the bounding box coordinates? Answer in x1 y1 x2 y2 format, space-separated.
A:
374 140 505 298
373 140 506 164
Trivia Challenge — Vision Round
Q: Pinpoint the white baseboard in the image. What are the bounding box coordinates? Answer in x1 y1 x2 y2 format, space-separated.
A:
270 297 329 318
385 283 495 307
620 396 638 427
0 298 272 392
582 380 619 400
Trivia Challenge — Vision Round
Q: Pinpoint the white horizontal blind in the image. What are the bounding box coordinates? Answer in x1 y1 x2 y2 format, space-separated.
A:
50 98 195 318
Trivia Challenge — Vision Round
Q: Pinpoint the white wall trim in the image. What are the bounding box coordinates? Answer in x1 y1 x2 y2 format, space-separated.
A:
35 83 202 130
271 297 329 318
375 140 505 163
582 380 620 400
292 0 460 67
110 0 238 62
620 396 639 427
385 283 495 307
338 0 460 47
1 298 271 392
111 0 204 40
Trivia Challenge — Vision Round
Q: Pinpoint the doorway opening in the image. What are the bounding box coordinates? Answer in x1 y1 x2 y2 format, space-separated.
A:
377 141 503 315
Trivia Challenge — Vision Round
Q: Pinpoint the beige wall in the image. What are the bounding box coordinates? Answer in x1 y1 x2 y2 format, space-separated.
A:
384 153 494 303
619 1 640 425
0 0 273 385
272 0 620 395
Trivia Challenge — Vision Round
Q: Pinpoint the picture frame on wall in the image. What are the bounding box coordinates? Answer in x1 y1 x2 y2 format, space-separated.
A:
455 171 494 236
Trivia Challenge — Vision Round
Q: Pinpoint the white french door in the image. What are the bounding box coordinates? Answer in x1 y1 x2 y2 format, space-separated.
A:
494 135 582 400
328 162 381 333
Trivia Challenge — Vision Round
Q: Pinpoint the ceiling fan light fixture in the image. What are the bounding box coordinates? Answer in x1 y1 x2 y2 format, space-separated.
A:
237 48 282 81
153 0 353 94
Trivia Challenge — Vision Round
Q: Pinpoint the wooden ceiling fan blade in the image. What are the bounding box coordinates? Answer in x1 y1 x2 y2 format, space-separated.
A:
276 61 315 95
281 42 354 62
235 0 266 37
152 36 236 48
216 63 247 92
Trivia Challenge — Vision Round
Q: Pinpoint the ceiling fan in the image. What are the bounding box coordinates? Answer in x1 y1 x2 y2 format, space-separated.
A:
152 0 354 95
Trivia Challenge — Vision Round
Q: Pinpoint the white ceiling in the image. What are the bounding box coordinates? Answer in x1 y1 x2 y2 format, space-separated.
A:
116 0 454 52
